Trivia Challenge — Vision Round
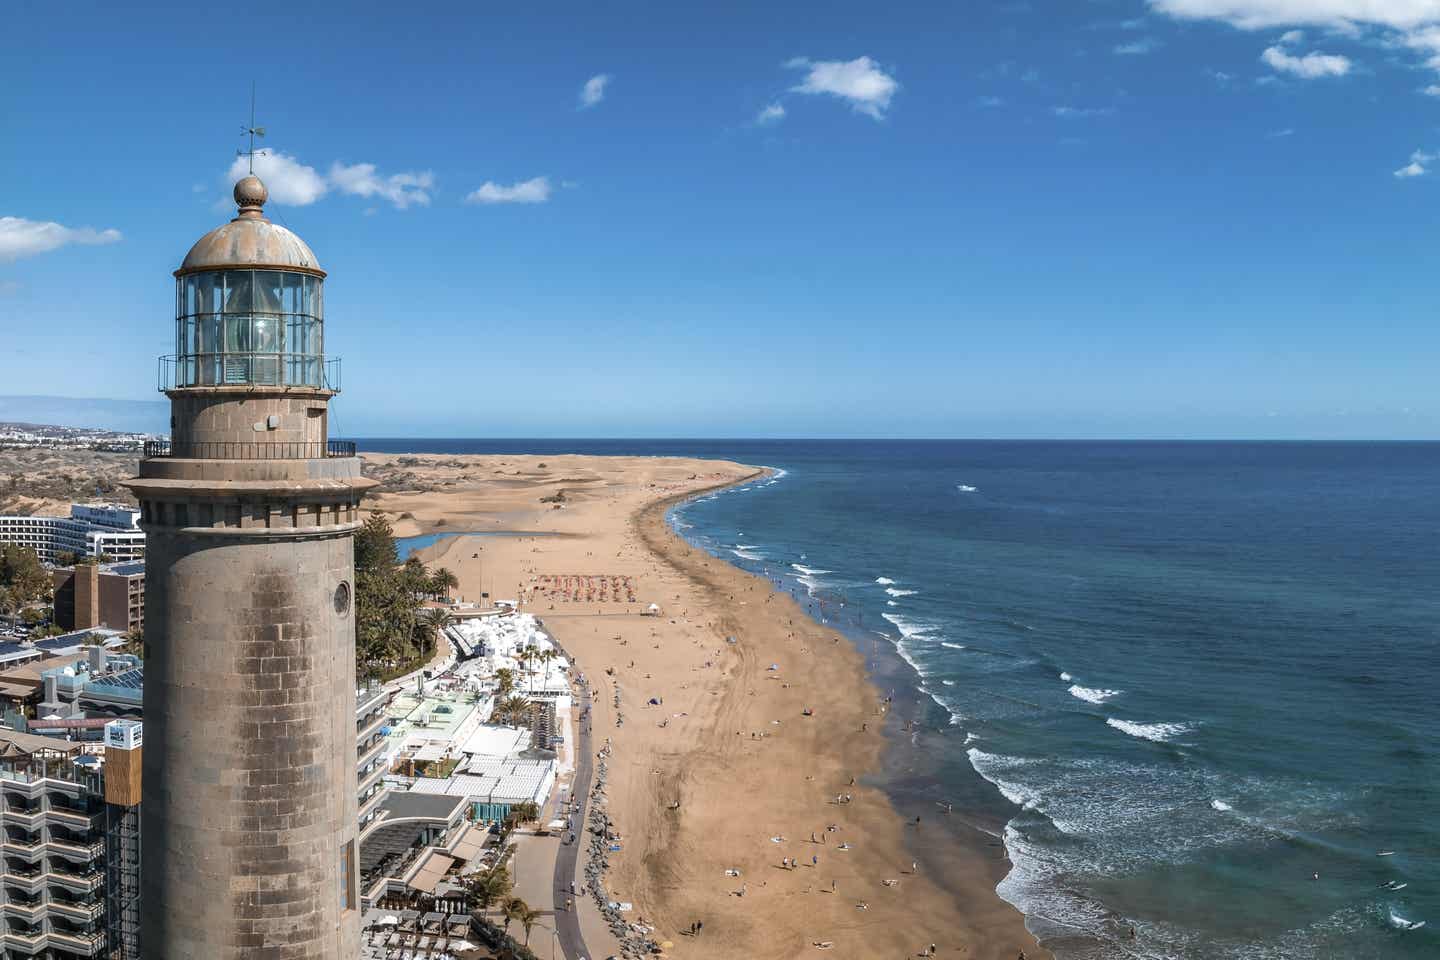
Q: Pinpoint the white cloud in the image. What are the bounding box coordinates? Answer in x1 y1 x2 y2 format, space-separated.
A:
1402 25 1440 68
1053 105 1117 117
0 217 122 263
464 177 552 205
786 56 899 119
329 162 435 209
1278 28 1306 42
756 102 786 124
223 152 435 209
226 150 328 206
976 95 1006 107
1424 82 1440 92
1261 43 1352 75
1116 37 1161 53
1149 1 1440 31
580 74 611 108
1395 148 1434 176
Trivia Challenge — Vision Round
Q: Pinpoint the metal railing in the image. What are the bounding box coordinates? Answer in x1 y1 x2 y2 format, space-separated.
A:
157 354 341 391
143 439 356 460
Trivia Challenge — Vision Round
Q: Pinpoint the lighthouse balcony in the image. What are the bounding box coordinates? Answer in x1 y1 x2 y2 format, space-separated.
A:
142 439 356 460
158 354 340 392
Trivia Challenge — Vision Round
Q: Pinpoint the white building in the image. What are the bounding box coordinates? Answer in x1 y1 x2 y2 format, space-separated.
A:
0 502 145 563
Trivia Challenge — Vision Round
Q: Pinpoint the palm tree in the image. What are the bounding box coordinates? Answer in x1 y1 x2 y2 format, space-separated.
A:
500 896 527 937
495 668 515 700
431 567 459 601
518 902 542 945
419 608 452 656
466 864 512 915
522 644 541 692
498 695 531 726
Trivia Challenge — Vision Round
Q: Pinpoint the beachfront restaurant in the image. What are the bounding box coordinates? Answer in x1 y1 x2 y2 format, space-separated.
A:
404 756 556 825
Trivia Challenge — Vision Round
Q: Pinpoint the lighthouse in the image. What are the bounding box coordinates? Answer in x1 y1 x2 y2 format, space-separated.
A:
127 174 374 958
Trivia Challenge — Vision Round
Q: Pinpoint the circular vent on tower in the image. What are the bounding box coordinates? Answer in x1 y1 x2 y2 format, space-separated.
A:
334 581 351 615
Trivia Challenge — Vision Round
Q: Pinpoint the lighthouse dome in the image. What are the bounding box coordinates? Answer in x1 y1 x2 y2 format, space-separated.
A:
178 175 323 275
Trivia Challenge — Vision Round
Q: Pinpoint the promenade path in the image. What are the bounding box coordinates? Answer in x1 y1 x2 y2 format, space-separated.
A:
553 678 593 959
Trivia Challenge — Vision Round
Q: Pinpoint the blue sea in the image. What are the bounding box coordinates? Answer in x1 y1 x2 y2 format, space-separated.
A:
360 439 1439 958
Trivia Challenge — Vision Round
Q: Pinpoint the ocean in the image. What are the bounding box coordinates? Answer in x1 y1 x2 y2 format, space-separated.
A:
359 438 1439 958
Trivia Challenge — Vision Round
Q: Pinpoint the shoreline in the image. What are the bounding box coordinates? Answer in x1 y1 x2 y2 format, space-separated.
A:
653 471 1051 958
365 450 1046 958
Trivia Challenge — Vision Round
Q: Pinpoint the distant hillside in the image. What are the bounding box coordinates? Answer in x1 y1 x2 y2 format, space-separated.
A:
0 448 138 515
0 396 168 435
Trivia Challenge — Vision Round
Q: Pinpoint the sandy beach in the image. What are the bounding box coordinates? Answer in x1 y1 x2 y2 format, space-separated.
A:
362 452 1046 959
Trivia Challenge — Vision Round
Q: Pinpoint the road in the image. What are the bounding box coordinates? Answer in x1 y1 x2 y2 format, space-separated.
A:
552 655 594 960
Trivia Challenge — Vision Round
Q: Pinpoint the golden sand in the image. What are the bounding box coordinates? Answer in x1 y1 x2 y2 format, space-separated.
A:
363 452 1045 959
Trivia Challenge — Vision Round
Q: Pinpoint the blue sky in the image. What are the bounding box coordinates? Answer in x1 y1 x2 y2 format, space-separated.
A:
4 0 1440 439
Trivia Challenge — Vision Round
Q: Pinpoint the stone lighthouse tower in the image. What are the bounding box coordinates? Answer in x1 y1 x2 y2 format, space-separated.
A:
126 174 373 959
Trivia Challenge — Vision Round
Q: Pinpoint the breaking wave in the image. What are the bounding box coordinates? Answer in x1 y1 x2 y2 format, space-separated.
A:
1106 718 1192 743
1068 684 1122 705
792 563 831 575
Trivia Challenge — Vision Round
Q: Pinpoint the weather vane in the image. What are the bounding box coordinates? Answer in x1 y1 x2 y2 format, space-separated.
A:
238 82 267 174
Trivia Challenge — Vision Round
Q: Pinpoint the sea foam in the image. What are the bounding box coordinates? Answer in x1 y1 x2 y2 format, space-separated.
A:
791 564 832 575
1388 908 1426 931
1059 672 1073 681
881 613 934 639
1210 799 1233 812
1106 718 1191 743
940 641 966 650
885 587 918 597
1068 684 1122 705
957 484 978 493
875 577 896 585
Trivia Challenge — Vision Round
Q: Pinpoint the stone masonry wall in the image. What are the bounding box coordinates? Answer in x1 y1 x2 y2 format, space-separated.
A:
170 395 328 448
140 525 359 960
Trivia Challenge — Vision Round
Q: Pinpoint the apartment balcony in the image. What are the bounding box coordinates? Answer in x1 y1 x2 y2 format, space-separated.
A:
47 897 103 923
1 796 41 818
358 763 386 797
0 897 44 921
46 838 104 863
45 927 105 957
1 928 46 955
0 840 44 864
46 868 102 894
356 712 386 745
357 684 389 719
44 806 99 831
1 868 43 891
356 736 386 772
358 786 389 824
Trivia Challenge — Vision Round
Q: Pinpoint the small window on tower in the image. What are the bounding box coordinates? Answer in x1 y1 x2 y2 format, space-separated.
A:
339 840 356 911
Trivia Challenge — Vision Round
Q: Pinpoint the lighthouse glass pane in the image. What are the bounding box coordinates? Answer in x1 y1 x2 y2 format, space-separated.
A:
253 316 279 352
303 276 320 318
284 272 303 314
255 271 285 314
224 316 252 353
222 271 252 314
